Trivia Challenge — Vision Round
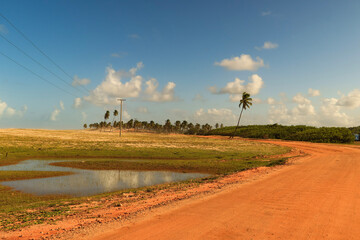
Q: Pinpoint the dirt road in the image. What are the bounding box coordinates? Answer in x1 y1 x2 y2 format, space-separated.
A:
89 140 360 240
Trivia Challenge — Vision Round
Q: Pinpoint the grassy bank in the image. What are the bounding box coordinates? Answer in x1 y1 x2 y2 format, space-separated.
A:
0 129 290 230
206 124 354 143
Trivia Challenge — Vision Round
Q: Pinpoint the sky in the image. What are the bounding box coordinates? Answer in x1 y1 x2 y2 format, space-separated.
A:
0 0 360 129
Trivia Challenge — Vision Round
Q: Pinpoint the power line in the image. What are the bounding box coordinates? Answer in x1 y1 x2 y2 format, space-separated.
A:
0 51 77 97
0 12 90 93
0 33 88 95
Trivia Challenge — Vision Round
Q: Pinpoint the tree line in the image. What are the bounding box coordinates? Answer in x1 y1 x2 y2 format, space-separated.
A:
83 110 224 135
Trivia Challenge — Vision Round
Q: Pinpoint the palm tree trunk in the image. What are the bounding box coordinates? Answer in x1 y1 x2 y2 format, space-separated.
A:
230 108 244 139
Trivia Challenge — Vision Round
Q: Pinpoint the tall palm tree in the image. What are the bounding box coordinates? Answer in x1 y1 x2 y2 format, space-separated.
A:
104 110 110 131
230 92 252 139
111 110 118 132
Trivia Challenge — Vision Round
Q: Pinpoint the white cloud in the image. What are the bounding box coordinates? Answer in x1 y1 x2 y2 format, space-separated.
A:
194 108 236 125
73 98 82 108
293 93 311 104
59 101 65 110
256 41 278 50
269 93 317 125
0 100 7 116
72 76 91 86
336 89 360 108
261 11 271 16
50 109 60 121
320 98 353 126
84 63 143 106
0 99 27 118
137 107 148 113
268 92 356 127
123 110 131 121
144 78 177 102
211 74 264 102
215 54 265 71
267 97 276 104
6 107 16 116
308 88 320 97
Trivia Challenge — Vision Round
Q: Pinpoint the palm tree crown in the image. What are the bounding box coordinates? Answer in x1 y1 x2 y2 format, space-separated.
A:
230 92 252 139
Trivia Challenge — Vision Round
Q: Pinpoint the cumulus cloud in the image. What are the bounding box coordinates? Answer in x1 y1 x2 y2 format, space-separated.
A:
84 62 143 106
215 54 265 71
0 99 27 118
308 88 320 97
210 74 264 102
123 110 131 121
60 101 65 110
194 108 236 125
256 41 278 50
320 98 353 126
293 93 311 104
50 109 60 121
72 76 90 86
144 78 177 102
267 97 276 104
73 98 82 108
268 93 317 125
267 92 356 127
336 89 360 108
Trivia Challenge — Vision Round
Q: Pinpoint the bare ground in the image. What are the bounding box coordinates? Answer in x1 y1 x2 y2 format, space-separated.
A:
82 139 360 240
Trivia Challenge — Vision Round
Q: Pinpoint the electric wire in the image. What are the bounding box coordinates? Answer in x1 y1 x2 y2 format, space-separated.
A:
0 51 77 97
0 33 87 94
0 12 90 93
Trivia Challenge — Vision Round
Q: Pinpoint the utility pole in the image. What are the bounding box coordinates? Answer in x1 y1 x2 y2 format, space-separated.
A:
116 98 126 137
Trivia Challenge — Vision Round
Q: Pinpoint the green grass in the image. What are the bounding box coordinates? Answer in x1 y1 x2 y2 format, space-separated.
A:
0 129 291 230
52 157 288 175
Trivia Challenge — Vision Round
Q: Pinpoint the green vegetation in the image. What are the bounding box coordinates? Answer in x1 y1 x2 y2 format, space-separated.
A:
52 157 288 175
207 124 354 143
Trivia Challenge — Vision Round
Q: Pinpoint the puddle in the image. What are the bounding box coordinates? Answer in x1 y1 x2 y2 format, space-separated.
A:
0 160 209 197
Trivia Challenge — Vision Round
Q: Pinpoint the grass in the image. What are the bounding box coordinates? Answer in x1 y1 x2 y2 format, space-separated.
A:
0 129 290 230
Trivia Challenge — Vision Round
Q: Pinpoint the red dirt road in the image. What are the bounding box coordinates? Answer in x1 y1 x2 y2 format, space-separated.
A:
89 140 360 240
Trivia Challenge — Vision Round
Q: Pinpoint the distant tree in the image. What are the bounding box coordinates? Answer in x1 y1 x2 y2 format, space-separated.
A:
110 110 118 132
215 123 219 129
164 119 172 133
181 120 188 133
230 92 252 139
220 123 224 128
83 124 87 129
127 119 134 129
103 110 110 131
175 120 181 133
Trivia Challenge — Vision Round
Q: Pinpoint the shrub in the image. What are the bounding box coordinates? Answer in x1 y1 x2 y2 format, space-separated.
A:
205 124 354 143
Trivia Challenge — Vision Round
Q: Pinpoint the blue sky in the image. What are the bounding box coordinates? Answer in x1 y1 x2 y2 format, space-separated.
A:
1 0 360 129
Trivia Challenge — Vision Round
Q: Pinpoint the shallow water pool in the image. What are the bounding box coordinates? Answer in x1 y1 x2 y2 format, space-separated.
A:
0 160 209 197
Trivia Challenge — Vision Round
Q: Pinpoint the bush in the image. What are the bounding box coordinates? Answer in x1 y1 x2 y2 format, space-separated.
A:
205 124 354 143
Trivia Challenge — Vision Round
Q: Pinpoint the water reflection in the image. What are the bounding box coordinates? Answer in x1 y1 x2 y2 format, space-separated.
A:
0 160 208 197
